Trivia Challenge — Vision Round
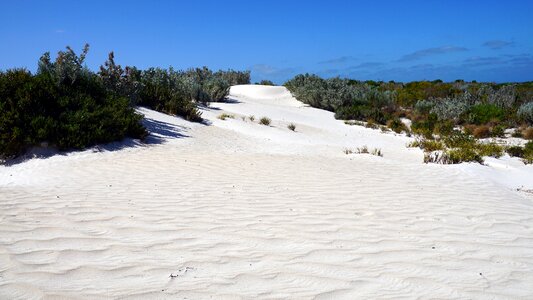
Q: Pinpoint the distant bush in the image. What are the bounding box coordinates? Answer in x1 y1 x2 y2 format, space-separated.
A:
259 117 271 126
214 69 250 86
259 80 275 86
248 115 255 122
518 102 533 124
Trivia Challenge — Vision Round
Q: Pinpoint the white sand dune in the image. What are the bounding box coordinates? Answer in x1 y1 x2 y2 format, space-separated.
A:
1 85 533 299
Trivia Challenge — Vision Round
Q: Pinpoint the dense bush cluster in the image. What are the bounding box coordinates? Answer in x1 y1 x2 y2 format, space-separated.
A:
0 44 251 160
284 74 397 125
0 46 146 159
136 67 250 120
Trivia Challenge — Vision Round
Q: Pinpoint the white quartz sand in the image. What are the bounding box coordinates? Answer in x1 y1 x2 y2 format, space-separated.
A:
1 85 532 299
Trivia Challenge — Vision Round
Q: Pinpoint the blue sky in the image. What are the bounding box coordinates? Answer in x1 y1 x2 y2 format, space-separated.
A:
1 0 532 83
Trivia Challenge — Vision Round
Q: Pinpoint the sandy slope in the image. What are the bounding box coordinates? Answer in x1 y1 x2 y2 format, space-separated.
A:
1 85 532 299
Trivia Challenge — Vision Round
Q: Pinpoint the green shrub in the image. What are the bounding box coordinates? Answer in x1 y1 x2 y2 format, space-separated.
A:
444 148 484 164
434 120 455 136
477 143 504 158
466 104 505 125
411 114 438 138
506 146 524 157
491 125 506 137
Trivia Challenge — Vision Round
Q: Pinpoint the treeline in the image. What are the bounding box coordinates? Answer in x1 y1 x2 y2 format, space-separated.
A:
0 44 250 160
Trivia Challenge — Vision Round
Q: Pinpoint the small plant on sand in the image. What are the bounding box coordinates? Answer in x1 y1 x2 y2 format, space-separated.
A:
259 117 271 126
287 123 296 131
345 146 382 157
371 148 383 157
356 145 369 154
248 115 255 122
218 113 234 120
344 120 365 126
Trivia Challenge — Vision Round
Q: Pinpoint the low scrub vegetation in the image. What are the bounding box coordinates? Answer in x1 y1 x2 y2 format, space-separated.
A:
285 74 533 164
285 74 533 138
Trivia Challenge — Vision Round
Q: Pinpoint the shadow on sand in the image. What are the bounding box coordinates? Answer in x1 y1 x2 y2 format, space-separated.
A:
1 117 191 166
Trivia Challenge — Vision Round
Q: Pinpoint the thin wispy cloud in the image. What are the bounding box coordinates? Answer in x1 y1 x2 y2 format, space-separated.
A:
482 40 514 50
318 56 355 65
54 29 66 34
398 46 468 62
462 56 504 67
349 62 384 70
